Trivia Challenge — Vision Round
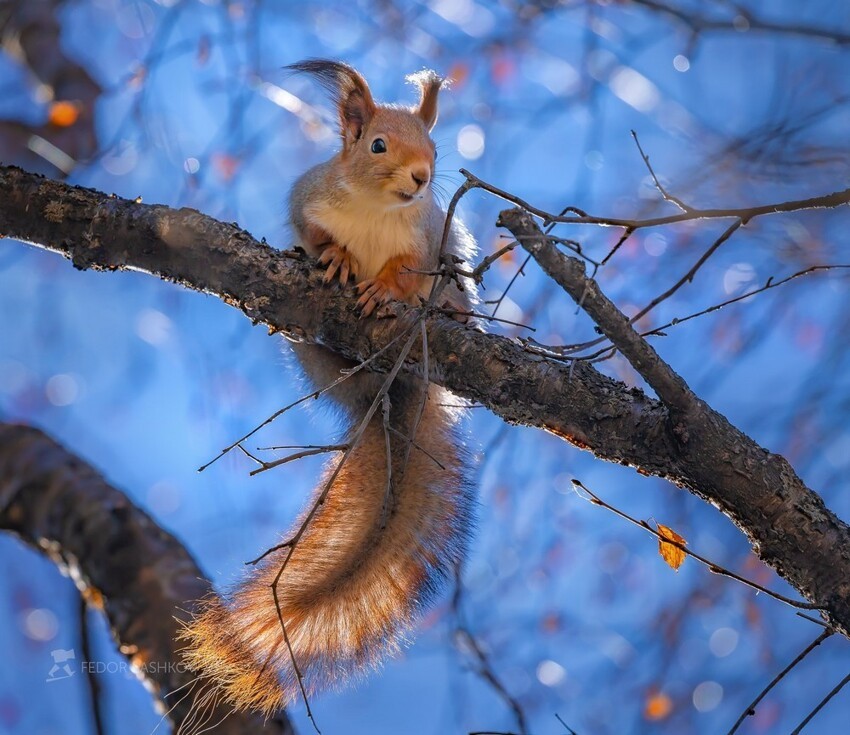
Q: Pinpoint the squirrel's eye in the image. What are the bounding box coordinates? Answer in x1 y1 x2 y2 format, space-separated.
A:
371 138 387 154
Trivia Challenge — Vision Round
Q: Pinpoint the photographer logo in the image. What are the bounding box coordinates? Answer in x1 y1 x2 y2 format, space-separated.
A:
46 648 76 682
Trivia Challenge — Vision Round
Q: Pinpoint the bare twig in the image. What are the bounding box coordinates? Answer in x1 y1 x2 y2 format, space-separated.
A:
571 479 820 610
489 253 533 319
628 218 743 326
388 426 445 469
380 392 394 528
561 217 744 358
726 629 833 735
453 566 528 734
555 713 578 734
198 325 415 472
643 265 850 337
456 629 528 735
524 263 850 362
463 167 850 230
473 239 520 281
248 445 348 476
789 670 850 734
436 306 536 331
631 130 692 213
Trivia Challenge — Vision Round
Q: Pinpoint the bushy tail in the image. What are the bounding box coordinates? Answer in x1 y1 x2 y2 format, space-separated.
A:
180 370 473 716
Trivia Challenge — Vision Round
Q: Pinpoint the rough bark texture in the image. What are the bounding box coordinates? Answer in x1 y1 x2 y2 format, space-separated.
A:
0 422 295 735
499 208 850 633
1 164 849 638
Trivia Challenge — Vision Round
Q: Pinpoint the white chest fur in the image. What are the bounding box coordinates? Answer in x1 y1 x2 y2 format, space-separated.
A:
306 197 428 279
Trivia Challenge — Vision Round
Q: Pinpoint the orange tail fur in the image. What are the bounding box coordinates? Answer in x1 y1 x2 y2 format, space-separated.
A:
181 346 474 716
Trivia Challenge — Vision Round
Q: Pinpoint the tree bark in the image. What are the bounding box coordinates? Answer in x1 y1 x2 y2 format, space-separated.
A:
1 163 848 638
0 422 295 735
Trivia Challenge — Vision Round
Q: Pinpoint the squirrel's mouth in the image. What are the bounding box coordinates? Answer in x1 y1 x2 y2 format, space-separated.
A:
395 191 415 202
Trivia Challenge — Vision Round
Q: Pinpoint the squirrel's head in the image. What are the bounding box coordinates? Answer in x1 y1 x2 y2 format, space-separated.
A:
287 60 445 209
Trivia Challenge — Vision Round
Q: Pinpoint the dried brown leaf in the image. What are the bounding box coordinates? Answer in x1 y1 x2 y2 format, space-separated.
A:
657 523 687 571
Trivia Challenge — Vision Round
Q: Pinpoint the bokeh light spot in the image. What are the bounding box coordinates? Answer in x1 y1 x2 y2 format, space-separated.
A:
693 681 723 712
21 608 58 642
536 659 566 687
709 627 739 657
457 124 485 160
136 308 173 347
45 374 79 406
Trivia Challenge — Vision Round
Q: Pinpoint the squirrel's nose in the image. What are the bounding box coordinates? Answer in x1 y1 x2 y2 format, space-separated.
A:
411 168 430 189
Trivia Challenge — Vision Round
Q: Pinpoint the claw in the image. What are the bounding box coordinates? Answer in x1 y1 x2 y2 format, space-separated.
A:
318 245 357 286
356 278 397 317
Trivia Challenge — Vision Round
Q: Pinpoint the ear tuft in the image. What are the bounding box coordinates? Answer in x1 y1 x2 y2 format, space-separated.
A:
406 69 446 132
286 59 376 146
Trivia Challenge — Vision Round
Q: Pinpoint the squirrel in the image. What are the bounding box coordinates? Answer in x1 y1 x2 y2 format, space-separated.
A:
180 60 478 717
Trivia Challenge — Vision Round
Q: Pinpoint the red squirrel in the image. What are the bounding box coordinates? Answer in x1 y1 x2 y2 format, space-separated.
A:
181 60 478 717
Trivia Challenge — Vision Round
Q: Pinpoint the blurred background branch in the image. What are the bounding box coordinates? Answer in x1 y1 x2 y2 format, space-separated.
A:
0 422 294 735
0 0 101 174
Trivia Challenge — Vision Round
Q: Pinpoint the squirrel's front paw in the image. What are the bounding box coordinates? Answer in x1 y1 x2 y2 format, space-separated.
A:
318 245 357 285
356 277 404 317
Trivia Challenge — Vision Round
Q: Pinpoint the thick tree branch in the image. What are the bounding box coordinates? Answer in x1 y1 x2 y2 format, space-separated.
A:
499 207 850 633
497 209 696 412
0 422 294 735
1 165 849 640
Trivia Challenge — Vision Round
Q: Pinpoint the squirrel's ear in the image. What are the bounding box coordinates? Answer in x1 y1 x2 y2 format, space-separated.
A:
407 69 445 132
285 59 376 146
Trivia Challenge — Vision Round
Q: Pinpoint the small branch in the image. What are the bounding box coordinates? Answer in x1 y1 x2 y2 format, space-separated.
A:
631 130 692 213
643 264 850 337
571 479 821 611
560 217 744 358
198 326 413 472
436 306 536 331
380 392 394 528
464 168 850 230
489 253 533 319
526 263 850 361
600 226 634 266
387 425 446 468
726 629 833 735
456 628 528 734
473 240 521 280
629 218 743 326
248 445 347 477
789 670 850 734
256 443 341 451
555 713 578 734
